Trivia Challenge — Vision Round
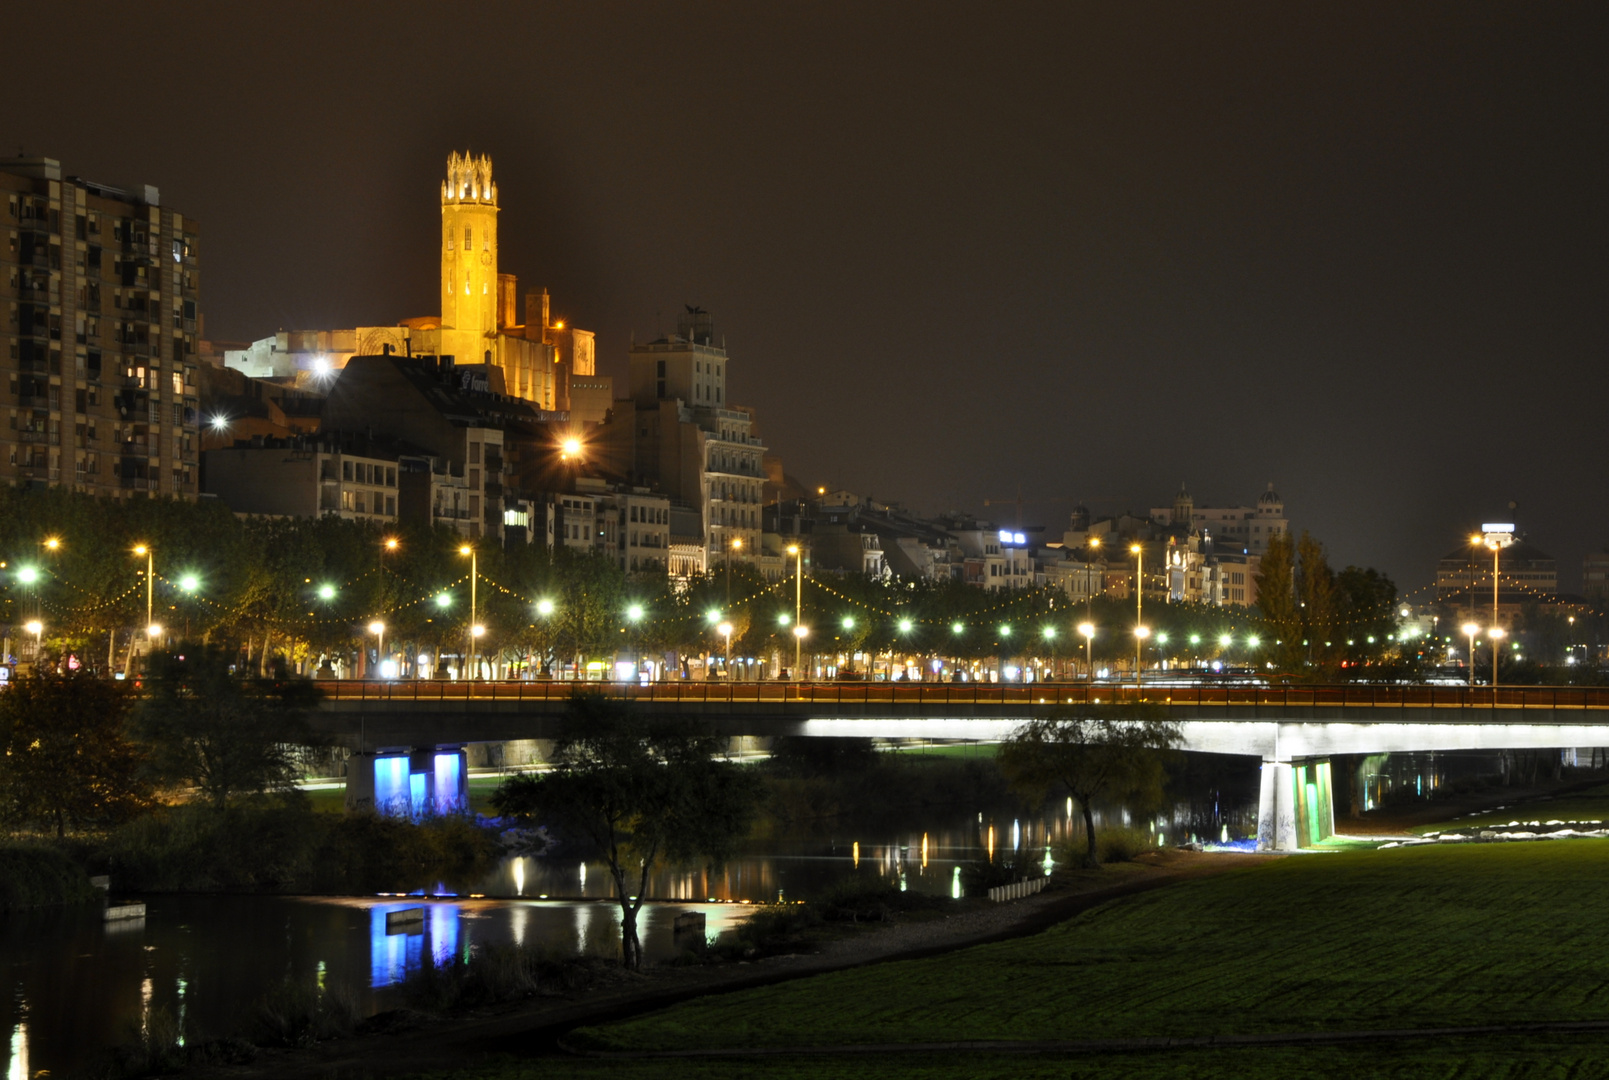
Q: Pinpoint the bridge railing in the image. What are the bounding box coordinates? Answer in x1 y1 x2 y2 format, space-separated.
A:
315 680 1609 711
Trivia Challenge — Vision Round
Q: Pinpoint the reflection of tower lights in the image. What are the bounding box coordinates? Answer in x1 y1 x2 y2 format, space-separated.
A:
921 832 929 869
1012 819 1021 850
951 866 962 899
852 841 860 868
578 862 587 890
987 825 995 861
512 857 525 896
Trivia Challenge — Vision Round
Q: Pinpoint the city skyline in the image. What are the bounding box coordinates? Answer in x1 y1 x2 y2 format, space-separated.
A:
6 3 1607 589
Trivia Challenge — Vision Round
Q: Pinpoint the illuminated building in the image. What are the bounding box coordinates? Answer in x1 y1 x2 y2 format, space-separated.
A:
1 156 202 497
221 152 607 418
1148 482 1289 557
601 307 768 577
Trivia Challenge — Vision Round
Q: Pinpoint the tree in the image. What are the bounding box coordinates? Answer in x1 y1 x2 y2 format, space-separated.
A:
490 694 764 969
997 705 1180 868
0 673 151 836
1255 531 1302 673
1297 532 1340 678
133 644 323 808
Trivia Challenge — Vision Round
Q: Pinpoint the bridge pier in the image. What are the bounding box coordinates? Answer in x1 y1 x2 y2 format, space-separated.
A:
1257 755 1335 852
345 748 467 817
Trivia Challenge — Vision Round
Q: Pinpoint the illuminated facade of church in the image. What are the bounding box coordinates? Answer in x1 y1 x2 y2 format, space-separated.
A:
223 152 598 415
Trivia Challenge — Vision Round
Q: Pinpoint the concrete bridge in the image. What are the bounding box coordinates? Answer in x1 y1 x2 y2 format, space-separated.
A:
317 680 1609 852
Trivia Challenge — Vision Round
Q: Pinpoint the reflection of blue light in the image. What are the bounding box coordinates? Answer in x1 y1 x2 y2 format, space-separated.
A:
433 752 463 815
375 756 408 815
370 906 424 988
430 904 459 966
409 773 427 819
369 904 462 987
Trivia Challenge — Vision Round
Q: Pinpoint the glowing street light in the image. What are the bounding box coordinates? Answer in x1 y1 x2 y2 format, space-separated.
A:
1474 524 1515 689
15 566 38 585
460 544 479 679
132 544 155 649
793 624 809 680
560 436 583 460
179 574 200 594
786 543 804 678
436 593 453 609
368 621 386 678
1135 623 1151 687
317 584 336 601
1078 621 1095 678
1130 542 1145 687
1462 622 1480 689
535 598 555 617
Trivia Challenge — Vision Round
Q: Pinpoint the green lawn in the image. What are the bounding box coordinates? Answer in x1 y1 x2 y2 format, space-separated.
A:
1417 782 1609 833
410 841 1609 1079
408 1038 1609 1080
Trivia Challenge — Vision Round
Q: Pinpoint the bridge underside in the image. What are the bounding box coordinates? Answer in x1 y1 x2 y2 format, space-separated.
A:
317 701 1609 854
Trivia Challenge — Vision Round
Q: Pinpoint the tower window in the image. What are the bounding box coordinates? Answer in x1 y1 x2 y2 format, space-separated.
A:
464 227 473 249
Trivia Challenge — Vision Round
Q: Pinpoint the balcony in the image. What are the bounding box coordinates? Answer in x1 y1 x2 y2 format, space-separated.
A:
119 477 155 491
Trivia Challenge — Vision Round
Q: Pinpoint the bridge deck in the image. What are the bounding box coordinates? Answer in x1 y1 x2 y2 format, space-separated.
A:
316 680 1609 712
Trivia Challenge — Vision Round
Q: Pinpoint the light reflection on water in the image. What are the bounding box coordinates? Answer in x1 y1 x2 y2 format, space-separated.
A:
2 781 1272 1079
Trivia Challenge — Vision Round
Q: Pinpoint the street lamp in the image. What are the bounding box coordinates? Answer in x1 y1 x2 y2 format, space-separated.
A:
1078 621 1095 680
1475 524 1515 688
460 544 478 679
1130 542 1145 685
1134 624 1151 688
792 624 809 681
787 543 804 677
717 620 734 678
625 603 645 679
1489 625 1506 688
368 621 386 678
1462 622 1480 688
727 536 743 605
132 544 155 651
536 598 555 617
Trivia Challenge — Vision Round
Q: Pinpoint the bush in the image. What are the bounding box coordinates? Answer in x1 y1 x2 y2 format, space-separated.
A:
0 843 100 909
251 978 359 1047
1096 827 1155 863
400 943 597 1012
98 803 500 893
959 858 1028 897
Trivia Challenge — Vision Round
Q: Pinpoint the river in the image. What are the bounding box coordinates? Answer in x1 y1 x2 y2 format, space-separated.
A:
0 748 1301 1077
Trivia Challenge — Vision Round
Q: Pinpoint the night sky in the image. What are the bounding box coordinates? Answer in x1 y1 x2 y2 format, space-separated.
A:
9 3 1608 593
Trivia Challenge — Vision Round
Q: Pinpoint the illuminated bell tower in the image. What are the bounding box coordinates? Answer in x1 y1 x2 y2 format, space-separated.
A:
440 151 499 362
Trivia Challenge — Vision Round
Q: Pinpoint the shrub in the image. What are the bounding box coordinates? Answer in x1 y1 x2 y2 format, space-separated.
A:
1096 827 1155 863
400 944 597 1012
99 803 500 894
0 843 100 909
251 978 358 1047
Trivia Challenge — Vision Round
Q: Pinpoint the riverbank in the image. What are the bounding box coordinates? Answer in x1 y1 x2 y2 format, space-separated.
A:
502 839 1609 1080
174 850 1260 1080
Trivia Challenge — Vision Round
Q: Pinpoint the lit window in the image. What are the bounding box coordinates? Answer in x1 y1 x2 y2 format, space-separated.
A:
464 227 472 249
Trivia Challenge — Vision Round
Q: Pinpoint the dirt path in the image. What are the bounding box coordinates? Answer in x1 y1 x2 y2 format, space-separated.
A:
186 850 1268 1080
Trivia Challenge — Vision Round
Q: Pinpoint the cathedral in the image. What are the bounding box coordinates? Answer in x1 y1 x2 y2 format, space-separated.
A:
223 152 600 416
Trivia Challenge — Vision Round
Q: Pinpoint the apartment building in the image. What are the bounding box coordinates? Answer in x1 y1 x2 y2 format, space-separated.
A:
2 157 201 497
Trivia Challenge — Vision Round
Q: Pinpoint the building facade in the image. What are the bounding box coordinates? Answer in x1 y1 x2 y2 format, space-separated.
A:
3 157 201 498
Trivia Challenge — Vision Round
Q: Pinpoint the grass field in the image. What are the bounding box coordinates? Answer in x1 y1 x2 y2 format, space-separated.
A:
412 1038 1609 1080
403 840 1609 1078
1417 781 1609 832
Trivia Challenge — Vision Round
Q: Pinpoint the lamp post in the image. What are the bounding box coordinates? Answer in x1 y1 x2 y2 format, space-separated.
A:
717 621 734 679
1078 621 1095 680
1130 542 1144 686
369 621 386 679
727 536 743 606
1475 524 1515 688
625 604 644 681
459 544 478 679
1489 625 1506 689
1086 535 1101 627
786 543 804 677
792 624 809 681
1462 622 1480 689
25 619 42 664
132 543 158 651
